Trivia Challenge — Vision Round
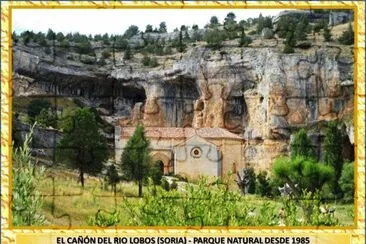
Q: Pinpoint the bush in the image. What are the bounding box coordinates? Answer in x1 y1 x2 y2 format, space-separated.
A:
338 22 354 45
339 162 354 201
27 99 52 124
35 108 56 128
12 125 45 226
272 156 334 195
323 25 332 42
101 50 111 59
60 40 70 48
204 29 227 49
256 171 272 197
150 161 164 185
122 178 279 226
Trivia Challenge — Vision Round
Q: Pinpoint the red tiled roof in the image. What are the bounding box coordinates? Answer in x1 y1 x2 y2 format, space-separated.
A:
119 127 242 140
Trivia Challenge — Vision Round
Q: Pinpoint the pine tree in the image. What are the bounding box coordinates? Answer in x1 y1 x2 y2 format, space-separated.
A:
106 164 119 194
338 22 354 45
323 25 332 42
290 129 315 159
120 124 151 197
323 121 344 196
57 108 108 188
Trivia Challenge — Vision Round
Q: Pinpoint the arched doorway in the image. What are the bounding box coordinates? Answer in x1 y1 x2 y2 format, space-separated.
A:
151 152 172 175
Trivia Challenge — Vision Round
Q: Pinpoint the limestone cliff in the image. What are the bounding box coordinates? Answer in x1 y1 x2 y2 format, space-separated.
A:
12 37 354 170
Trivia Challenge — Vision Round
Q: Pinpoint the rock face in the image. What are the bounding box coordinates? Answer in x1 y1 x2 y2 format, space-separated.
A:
12 40 354 170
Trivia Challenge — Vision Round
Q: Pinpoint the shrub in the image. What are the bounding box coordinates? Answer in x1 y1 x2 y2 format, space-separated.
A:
339 162 354 201
27 99 52 124
256 171 272 197
272 156 334 196
150 161 164 185
323 25 332 42
338 22 354 45
12 125 46 226
204 29 227 49
101 50 111 59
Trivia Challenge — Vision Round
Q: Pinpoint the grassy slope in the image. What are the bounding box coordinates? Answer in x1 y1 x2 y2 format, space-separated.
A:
37 168 354 227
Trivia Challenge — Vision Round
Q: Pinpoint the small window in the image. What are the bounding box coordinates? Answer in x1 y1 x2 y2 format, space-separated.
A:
191 147 202 158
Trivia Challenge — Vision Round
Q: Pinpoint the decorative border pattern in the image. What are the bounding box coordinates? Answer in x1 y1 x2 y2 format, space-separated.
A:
1 1 364 244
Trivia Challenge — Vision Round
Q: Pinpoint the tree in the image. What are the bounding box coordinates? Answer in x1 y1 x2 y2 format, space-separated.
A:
263 17 273 29
256 13 264 34
294 16 309 41
256 171 272 197
150 161 164 185
76 39 93 55
159 22 167 33
57 108 108 188
145 24 153 33
123 25 139 38
204 28 227 49
120 124 151 197
290 129 315 159
272 156 334 196
123 45 132 60
283 27 296 54
56 32 65 42
27 99 52 124
239 28 252 47
210 16 219 26
106 164 119 194
35 108 56 128
46 28 55 40
323 25 332 42
323 121 344 196
339 162 354 201
338 22 354 45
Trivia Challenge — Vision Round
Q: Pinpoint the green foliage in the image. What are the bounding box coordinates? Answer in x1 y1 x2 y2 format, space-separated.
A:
283 44 294 54
56 108 108 188
323 25 332 42
123 25 139 38
101 50 111 59
159 22 167 33
239 29 252 47
122 178 279 226
281 191 339 226
56 32 65 42
272 156 334 195
150 161 164 185
339 162 354 202
123 45 132 60
87 210 120 227
204 29 227 49
76 40 93 55
246 167 256 194
60 39 70 48
294 16 309 41
12 124 45 226
323 121 344 196
141 55 158 67
27 99 52 124
263 17 273 29
120 124 151 197
46 28 55 40
338 22 354 45
106 164 119 193
256 13 264 34
313 20 327 33
256 171 272 197
276 16 296 38
291 129 315 159
35 108 56 128
210 16 219 26
114 36 129 50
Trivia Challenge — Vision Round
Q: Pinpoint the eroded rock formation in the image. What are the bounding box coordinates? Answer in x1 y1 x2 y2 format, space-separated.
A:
12 41 354 170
